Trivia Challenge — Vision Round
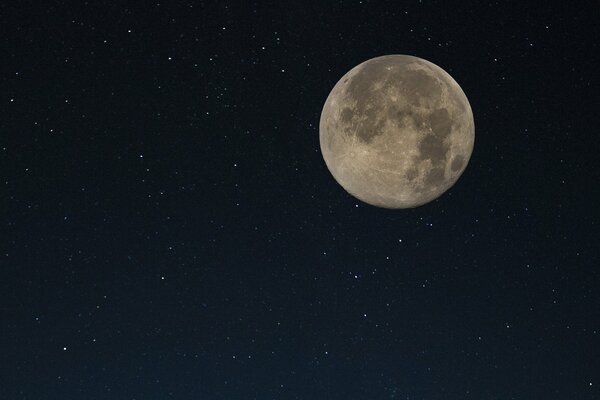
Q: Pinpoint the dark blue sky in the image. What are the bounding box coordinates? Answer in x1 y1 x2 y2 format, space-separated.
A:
1 1 598 399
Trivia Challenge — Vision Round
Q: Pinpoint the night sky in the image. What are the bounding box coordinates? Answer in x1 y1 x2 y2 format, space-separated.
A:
2 1 599 399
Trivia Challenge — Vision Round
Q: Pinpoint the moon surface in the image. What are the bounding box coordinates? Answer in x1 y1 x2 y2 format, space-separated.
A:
319 55 474 208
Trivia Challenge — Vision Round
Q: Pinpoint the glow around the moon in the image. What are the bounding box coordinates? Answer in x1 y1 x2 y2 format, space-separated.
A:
319 55 474 209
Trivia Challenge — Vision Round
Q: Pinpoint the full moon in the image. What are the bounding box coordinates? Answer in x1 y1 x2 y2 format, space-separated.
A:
319 55 474 208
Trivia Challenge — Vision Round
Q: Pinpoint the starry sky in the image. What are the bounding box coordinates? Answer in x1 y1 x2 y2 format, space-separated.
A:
2 1 599 399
